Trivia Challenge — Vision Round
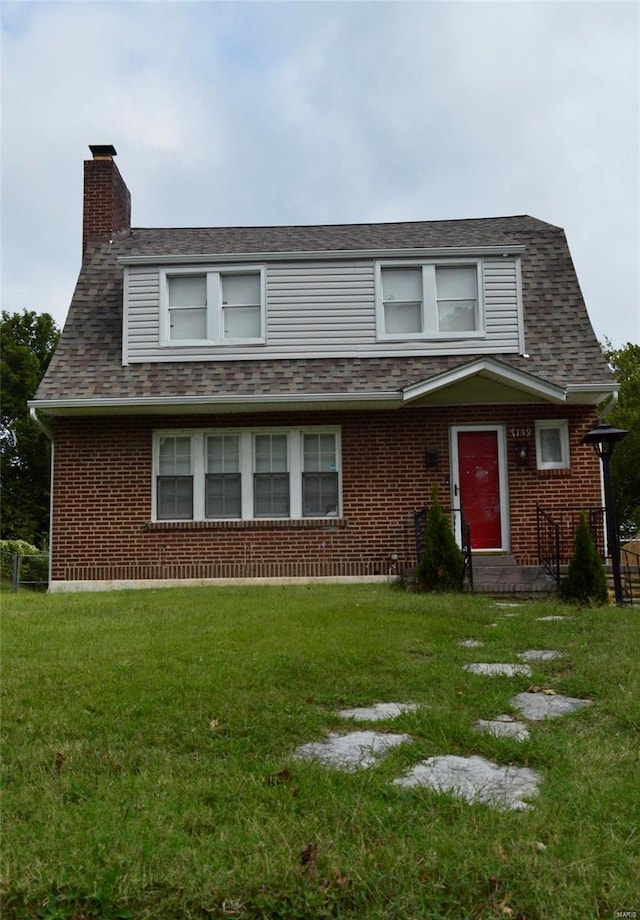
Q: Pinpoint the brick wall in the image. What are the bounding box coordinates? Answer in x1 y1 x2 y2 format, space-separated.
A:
50 405 602 583
82 157 131 253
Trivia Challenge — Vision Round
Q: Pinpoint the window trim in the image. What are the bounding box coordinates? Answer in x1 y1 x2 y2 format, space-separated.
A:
152 427 342 522
535 420 570 470
159 265 266 347
375 259 485 341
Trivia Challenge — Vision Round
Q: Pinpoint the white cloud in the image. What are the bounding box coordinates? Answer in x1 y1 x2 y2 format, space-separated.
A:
1 0 638 344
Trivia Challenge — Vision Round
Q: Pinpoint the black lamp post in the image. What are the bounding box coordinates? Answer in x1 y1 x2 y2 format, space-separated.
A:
582 422 629 605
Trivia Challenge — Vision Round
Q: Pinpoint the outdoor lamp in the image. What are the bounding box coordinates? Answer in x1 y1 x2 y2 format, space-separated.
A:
582 422 629 605
514 442 529 467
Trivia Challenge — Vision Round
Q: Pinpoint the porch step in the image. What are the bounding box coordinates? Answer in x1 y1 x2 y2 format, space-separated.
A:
471 556 557 596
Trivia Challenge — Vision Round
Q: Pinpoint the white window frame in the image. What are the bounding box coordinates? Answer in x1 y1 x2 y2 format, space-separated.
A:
535 420 570 470
152 427 342 522
375 259 485 341
159 265 266 346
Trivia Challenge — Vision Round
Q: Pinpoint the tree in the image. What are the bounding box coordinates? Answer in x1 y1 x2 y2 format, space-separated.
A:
1 310 60 545
562 510 609 606
601 341 640 539
416 485 465 592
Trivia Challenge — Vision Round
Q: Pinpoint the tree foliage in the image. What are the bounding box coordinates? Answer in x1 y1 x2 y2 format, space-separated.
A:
1 310 60 545
417 485 465 592
601 340 640 538
562 510 609 606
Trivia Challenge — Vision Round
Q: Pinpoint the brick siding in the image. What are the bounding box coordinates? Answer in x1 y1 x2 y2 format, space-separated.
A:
50 406 602 584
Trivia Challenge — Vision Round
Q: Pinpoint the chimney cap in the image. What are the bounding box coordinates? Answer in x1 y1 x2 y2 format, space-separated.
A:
89 144 118 159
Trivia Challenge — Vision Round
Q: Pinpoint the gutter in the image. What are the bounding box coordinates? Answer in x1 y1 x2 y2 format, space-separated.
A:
598 389 619 419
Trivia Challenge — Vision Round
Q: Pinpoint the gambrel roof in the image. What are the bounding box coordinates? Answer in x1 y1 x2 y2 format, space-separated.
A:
33 215 616 413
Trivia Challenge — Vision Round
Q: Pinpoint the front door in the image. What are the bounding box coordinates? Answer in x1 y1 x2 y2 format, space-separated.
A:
452 426 508 551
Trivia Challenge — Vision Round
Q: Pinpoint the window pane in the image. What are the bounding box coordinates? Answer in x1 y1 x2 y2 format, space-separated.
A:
169 307 207 340
438 300 476 332
254 473 290 517
207 436 239 473
436 266 476 299
223 305 261 338
255 435 288 473
206 474 241 518
384 302 422 334
382 268 422 302
159 436 192 475
304 434 337 472
157 476 193 519
540 428 563 464
168 276 206 307
303 473 338 517
222 274 260 306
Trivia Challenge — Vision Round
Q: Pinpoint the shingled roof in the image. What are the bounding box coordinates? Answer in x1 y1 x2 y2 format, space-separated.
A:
34 215 615 409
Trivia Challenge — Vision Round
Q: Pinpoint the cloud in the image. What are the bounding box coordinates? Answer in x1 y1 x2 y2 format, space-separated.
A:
1 1 638 345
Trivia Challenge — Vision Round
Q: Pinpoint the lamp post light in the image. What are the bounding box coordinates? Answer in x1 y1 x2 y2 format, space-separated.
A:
582 422 629 606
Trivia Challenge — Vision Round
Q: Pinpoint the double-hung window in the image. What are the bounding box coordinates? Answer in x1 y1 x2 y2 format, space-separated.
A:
161 266 265 345
154 428 341 521
377 261 483 339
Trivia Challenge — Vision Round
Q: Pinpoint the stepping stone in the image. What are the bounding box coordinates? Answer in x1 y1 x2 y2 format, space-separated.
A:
459 639 484 648
494 602 522 608
337 702 419 721
518 649 562 662
537 616 574 622
394 754 541 811
463 663 532 677
474 717 531 742
293 731 411 771
511 692 591 721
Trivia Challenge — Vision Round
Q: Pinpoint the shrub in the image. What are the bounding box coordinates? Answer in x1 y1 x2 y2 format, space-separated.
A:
416 485 466 592
562 511 609 606
0 539 48 587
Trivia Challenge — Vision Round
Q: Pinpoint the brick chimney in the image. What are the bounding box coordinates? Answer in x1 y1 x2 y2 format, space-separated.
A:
82 144 131 255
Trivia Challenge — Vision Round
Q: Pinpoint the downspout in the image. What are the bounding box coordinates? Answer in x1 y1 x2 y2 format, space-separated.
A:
29 407 54 590
598 390 619 420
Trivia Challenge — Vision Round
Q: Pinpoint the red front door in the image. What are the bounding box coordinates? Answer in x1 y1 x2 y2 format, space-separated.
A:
457 430 503 549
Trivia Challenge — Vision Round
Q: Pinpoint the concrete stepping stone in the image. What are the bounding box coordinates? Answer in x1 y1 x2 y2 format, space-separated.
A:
337 702 419 721
537 615 574 622
394 754 541 811
463 663 532 677
293 731 411 771
511 692 590 721
518 649 562 662
459 639 484 648
493 602 522 608
474 716 531 742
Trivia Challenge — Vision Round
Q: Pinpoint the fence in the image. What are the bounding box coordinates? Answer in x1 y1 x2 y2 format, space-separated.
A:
0 551 49 592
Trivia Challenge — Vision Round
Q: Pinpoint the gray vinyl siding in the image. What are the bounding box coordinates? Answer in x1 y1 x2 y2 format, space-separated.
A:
125 257 522 362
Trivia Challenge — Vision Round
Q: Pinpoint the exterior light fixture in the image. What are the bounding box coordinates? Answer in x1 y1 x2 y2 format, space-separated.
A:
582 422 629 606
514 442 529 467
425 446 439 469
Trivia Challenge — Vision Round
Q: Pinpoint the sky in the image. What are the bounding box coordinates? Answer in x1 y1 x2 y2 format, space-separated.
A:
1 0 639 348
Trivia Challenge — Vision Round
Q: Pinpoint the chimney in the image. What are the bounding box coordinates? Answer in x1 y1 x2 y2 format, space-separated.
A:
82 144 131 255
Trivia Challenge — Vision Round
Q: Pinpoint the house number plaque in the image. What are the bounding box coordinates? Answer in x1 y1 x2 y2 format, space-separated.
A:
510 428 532 438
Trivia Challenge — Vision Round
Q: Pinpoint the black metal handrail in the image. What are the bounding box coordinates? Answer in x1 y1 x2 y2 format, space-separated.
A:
621 544 640 606
536 505 561 590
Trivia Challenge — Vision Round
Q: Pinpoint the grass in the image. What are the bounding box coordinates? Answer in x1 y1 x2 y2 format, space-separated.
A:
1 585 639 919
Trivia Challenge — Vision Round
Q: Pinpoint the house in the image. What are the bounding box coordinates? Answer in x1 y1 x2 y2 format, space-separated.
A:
30 145 618 592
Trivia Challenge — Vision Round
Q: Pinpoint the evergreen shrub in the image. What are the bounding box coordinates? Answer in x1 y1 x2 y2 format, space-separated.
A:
416 485 466 592
562 511 609 606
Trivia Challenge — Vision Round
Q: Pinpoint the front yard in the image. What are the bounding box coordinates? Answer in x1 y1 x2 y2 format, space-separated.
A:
2 586 638 919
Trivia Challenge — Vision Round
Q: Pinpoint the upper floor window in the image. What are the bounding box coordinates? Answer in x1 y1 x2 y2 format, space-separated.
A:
153 427 341 521
376 261 483 340
160 266 265 346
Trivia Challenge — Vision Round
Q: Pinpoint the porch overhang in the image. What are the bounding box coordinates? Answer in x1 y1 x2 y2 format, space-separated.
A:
402 358 618 407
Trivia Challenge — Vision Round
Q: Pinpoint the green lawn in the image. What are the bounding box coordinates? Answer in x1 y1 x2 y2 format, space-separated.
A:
1 585 639 919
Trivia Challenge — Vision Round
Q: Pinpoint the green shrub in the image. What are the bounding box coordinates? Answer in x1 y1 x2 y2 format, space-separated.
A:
562 510 609 606
416 485 465 592
0 539 48 586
